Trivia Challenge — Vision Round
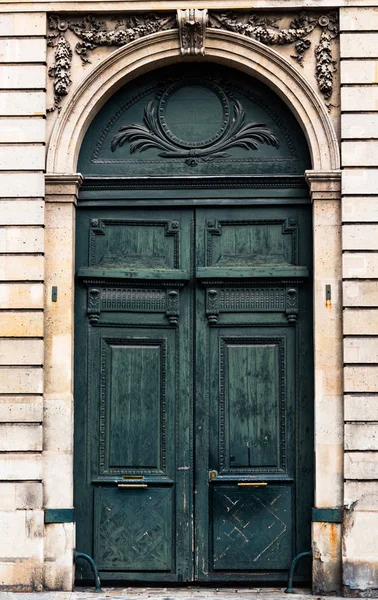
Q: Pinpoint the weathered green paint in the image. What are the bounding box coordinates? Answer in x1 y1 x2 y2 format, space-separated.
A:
312 508 343 523
74 65 313 585
44 508 75 523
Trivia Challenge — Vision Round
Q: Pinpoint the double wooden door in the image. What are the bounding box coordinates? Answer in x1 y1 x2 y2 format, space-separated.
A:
74 205 313 584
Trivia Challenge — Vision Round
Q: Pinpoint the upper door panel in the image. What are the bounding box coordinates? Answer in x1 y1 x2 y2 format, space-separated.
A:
78 64 311 178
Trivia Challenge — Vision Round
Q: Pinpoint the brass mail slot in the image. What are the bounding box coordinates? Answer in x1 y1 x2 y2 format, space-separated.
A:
237 482 268 487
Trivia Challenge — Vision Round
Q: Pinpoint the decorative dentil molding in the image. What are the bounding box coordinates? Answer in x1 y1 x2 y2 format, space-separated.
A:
177 9 208 56
47 10 338 112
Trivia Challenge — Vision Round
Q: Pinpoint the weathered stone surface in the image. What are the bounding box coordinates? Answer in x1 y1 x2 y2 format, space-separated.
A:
341 33 378 58
345 423 378 451
0 312 43 337
341 88 378 112
340 7 378 31
0 339 43 365
0 38 46 63
343 197 378 222
0 424 42 451
342 142 378 168
0 482 42 511
0 453 42 481
0 396 43 423
345 452 378 480
0 91 45 117
0 255 44 281
343 254 378 279
344 338 378 363
344 310 378 335
0 201 44 225
342 169 378 194
345 395 378 422
0 174 44 197
343 494 378 594
0 227 44 253
313 522 342 595
0 117 46 143
344 281 378 307
341 61 378 85
0 65 46 89
344 366 378 393
0 13 46 36
0 145 45 170
44 523 75 591
0 368 43 394
345 480 378 505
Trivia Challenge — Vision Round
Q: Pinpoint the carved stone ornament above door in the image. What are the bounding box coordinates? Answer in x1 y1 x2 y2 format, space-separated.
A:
47 10 339 113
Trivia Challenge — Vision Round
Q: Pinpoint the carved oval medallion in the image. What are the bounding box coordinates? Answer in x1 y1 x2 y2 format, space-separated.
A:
158 79 230 149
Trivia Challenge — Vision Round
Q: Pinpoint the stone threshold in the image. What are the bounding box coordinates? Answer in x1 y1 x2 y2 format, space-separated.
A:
0 589 350 600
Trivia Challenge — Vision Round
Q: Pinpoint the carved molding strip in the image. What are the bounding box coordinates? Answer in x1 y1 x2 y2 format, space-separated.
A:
47 10 338 112
177 9 207 56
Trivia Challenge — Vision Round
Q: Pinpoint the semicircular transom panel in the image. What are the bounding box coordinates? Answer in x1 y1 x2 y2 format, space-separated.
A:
78 64 311 177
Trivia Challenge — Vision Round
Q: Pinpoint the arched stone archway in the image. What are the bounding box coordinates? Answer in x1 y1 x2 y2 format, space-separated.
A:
44 28 342 593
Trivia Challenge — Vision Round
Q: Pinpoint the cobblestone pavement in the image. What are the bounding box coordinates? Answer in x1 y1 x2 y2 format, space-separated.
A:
0 588 354 600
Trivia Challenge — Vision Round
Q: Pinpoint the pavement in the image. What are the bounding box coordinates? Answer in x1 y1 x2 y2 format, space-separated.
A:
0 588 358 600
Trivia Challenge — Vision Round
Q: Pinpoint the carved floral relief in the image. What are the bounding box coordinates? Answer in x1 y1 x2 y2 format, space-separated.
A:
47 10 339 113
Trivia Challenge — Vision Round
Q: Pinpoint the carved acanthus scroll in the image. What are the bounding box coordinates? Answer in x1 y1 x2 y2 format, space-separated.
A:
177 9 208 56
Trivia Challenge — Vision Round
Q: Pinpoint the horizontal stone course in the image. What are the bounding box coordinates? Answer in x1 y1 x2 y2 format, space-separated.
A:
340 33 378 58
0 395 43 422
344 309 378 335
0 283 43 308
342 224 378 249
0 423 42 451
0 117 46 143
0 312 43 337
340 60 378 85
345 422 378 450
0 453 42 480
0 367 43 394
0 65 46 89
341 87 378 112
0 482 42 510
344 337 378 363
342 169 378 195
0 339 43 365
0 510 43 558
345 452 378 480
342 141 378 167
344 281 378 307
345 395 378 421
344 365 378 392
342 196 378 222
0 174 44 197
0 38 46 63
0 255 44 280
343 253 378 278
0 145 45 170
0 227 44 253
0 200 44 224
0 91 45 116
0 13 46 36
340 7 378 31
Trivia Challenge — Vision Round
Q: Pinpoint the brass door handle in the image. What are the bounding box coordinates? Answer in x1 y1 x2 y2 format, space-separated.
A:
118 483 148 488
237 482 268 487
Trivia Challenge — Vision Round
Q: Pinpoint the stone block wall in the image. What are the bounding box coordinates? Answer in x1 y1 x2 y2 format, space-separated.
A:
0 12 46 591
340 7 378 596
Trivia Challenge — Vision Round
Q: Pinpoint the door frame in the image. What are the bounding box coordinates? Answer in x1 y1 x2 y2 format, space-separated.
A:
44 31 342 592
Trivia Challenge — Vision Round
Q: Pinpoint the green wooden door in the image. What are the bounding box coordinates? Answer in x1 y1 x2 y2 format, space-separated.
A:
74 204 313 585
